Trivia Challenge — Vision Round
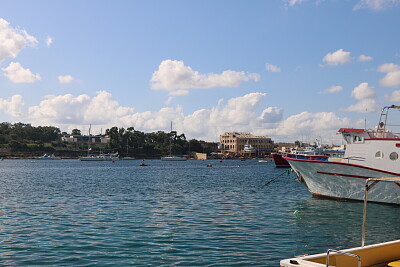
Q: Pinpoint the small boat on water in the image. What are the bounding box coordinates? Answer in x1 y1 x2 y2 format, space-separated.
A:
280 177 400 267
160 156 187 161
80 152 119 161
121 157 136 160
37 154 61 160
285 105 400 204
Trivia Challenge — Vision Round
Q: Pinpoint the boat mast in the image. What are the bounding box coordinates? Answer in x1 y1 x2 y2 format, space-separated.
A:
169 121 172 156
87 124 91 156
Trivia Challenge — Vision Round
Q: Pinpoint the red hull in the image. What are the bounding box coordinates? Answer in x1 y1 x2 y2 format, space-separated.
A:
271 153 290 168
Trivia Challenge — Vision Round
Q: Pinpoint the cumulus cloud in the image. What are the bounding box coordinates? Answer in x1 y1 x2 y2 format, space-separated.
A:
258 107 283 123
264 111 351 139
354 0 400 10
28 91 134 127
386 90 400 101
342 82 378 113
320 85 343 94
2 62 41 83
378 63 400 87
0 95 24 117
58 75 74 83
151 60 260 95
0 18 38 63
358 54 373 62
352 82 375 99
46 36 53 47
265 63 281 72
341 99 379 113
322 49 353 66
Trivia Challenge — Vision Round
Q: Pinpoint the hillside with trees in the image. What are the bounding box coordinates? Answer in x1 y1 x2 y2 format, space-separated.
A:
0 123 213 158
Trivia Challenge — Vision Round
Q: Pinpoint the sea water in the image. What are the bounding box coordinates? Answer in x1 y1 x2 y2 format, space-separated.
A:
0 159 399 266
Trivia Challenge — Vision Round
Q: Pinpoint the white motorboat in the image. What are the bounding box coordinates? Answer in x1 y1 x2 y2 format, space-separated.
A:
280 177 400 267
284 105 400 204
160 156 187 161
80 152 119 161
37 154 61 160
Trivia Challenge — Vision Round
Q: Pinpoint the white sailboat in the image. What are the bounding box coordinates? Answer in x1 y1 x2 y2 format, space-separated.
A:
161 122 187 161
121 138 135 160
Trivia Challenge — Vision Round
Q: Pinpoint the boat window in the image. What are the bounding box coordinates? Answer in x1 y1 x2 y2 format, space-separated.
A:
353 135 363 142
375 151 384 159
390 152 398 161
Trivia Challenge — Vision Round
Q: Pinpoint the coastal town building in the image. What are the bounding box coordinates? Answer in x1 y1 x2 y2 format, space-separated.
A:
220 132 274 157
61 134 110 144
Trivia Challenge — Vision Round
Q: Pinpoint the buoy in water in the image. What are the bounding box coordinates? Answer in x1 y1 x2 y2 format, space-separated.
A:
293 210 299 217
207 164 212 167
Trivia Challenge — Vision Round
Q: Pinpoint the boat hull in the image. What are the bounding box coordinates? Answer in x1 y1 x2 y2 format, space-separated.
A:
285 157 400 204
271 153 290 168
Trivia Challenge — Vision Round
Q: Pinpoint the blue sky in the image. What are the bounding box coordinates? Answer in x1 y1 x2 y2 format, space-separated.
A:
0 0 399 143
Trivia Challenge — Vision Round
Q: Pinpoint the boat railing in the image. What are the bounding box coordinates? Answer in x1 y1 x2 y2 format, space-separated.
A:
326 249 361 267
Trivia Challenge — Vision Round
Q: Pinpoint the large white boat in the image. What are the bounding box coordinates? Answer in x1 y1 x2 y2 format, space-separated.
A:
280 177 400 267
284 105 400 204
80 152 119 161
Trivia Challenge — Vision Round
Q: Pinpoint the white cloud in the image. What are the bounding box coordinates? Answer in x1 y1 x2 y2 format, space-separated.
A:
264 111 351 139
258 107 283 123
351 82 375 100
358 54 373 62
28 91 134 127
341 99 379 113
378 63 400 73
288 0 306 6
0 18 38 63
354 0 400 10
169 89 189 96
342 82 378 113
266 63 281 73
322 49 353 66
378 63 400 87
0 95 24 117
58 75 74 83
46 36 53 47
386 90 400 101
320 85 343 94
151 60 260 95
2 62 41 83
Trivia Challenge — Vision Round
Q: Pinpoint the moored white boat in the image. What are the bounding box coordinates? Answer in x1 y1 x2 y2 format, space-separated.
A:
160 156 187 161
80 152 119 161
37 154 61 160
285 105 400 204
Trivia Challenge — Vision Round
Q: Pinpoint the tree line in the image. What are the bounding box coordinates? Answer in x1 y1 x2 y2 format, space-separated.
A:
0 122 213 158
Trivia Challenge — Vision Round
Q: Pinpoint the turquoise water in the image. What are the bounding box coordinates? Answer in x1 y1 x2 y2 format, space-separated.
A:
0 159 399 266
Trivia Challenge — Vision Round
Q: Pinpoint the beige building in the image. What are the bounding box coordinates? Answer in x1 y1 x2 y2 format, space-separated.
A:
220 132 274 156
